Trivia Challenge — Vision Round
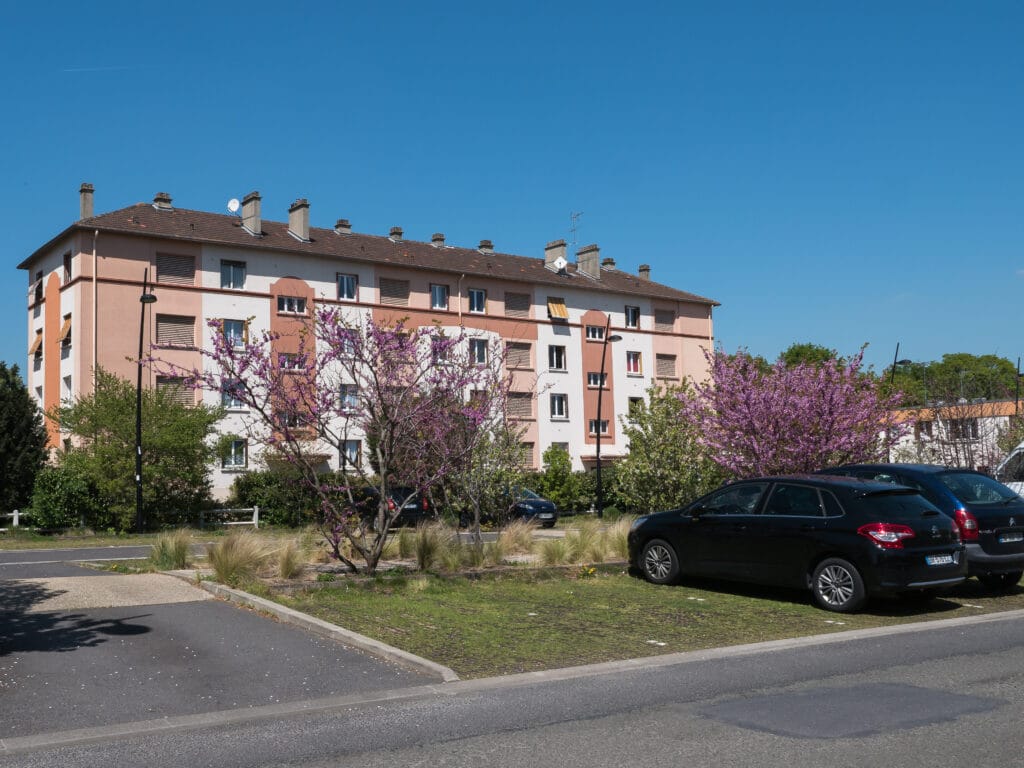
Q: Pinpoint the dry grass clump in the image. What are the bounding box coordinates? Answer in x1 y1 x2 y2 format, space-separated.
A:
540 537 569 566
150 529 193 570
414 522 457 571
565 519 605 563
397 528 416 560
207 531 272 586
497 519 538 555
276 539 305 580
605 516 635 560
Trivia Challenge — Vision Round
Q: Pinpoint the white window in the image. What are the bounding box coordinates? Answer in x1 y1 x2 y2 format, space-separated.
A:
586 325 605 341
587 372 607 388
337 273 358 301
221 379 245 409
625 305 640 329
220 260 246 290
340 384 359 410
279 353 305 371
341 440 362 469
223 319 246 349
277 296 306 314
548 345 566 371
469 338 488 364
222 439 247 468
431 284 449 310
589 419 609 435
626 351 642 375
469 288 486 314
550 393 568 419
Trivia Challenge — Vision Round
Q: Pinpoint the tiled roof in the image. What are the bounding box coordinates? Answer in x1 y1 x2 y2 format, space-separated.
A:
892 399 1020 422
26 202 718 306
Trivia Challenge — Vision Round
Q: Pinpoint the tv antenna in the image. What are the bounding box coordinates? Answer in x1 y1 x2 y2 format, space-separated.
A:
569 211 583 251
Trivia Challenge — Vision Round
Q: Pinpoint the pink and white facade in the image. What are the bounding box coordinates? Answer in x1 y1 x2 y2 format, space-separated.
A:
21 185 718 498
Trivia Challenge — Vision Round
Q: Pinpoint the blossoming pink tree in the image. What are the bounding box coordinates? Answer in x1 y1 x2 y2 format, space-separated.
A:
155 307 511 573
681 349 908 478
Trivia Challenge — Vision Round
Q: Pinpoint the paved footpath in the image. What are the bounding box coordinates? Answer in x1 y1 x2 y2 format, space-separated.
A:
0 553 439 743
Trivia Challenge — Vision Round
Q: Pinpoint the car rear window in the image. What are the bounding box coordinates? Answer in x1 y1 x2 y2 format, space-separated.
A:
939 472 1017 504
854 490 940 517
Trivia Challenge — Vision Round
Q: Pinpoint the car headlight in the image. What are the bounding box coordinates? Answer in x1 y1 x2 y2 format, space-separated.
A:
630 516 649 532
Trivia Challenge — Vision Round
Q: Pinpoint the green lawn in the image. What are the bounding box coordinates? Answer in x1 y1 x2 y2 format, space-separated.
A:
272 566 1024 679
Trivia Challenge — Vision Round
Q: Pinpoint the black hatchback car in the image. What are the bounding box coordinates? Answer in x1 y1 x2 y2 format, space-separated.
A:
628 475 966 612
821 464 1024 590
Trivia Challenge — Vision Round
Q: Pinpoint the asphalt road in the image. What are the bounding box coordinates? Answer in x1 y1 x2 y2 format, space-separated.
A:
3 571 1024 768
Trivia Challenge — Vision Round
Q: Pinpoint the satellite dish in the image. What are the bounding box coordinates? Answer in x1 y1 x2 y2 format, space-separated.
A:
553 256 568 271
227 198 241 214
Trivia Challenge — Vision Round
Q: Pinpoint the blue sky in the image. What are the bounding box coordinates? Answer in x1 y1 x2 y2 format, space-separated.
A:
2 1 1022 376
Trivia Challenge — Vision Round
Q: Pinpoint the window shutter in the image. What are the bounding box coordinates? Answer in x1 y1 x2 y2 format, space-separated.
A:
505 292 530 318
655 354 677 379
156 253 196 286
379 278 410 306
156 315 196 346
654 310 675 332
157 376 194 406
508 392 533 419
506 342 532 369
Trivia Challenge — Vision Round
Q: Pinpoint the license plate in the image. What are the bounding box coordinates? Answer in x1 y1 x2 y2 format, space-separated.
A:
926 554 954 566
538 513 553 519
1000 533 1023 543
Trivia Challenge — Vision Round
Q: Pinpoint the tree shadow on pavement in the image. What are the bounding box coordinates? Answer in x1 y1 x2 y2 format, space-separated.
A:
0 579 151 656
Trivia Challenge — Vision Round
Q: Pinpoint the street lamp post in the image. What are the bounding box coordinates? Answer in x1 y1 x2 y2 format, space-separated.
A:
594 322 621 519
136 269 157 533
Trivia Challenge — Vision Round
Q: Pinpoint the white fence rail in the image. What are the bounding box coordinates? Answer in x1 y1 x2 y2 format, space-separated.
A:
0 509 27 531
199 506 259 529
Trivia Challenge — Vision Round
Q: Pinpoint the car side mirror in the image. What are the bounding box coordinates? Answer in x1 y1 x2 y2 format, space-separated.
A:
689 504 704 519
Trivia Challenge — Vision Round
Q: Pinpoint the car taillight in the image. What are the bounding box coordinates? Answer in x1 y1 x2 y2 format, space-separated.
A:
858 522 916 550
951 519 962 544
953 507 979 541
422 496 429 511
387 498 396 512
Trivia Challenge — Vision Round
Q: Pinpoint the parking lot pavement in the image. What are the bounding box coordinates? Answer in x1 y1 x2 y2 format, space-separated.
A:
0 561 440 741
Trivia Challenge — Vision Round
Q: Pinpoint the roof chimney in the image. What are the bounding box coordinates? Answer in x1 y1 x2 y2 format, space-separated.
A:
288 199 310 242
638 264 651 280
153 192 173 210
241 191 262 236
601 257 615 270
389 226 403 241
334 218 351 235
79 183 94 220
576 244 601 280
544 239 567 270
478 239 494 254
431 232 446 247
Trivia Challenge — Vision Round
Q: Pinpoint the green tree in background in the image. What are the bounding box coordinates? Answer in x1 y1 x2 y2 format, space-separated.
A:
0 362 48 512
884 353 1017 407
615 384 723 512
777 342 840 368
50 368 223 531
536 444 590 513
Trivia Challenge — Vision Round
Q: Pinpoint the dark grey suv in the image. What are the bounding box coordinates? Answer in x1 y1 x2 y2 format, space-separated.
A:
821 464 1024 590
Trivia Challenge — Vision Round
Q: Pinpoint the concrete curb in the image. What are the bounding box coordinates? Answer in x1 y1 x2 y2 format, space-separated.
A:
165 571 459 683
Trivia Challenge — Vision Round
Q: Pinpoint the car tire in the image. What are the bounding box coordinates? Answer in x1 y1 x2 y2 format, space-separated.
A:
977 570 1023 591
811 557 866 613
640 539 680 585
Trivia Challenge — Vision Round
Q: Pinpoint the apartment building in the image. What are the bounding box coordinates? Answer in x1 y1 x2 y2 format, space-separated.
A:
20 184 718 497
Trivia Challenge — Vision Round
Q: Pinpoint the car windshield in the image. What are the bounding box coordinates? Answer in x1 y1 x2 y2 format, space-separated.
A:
516 488 542 500
939 472 1018 504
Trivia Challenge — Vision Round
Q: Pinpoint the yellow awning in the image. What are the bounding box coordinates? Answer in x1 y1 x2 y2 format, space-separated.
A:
547 297 569 320
28 331 42 356
59 316 72 342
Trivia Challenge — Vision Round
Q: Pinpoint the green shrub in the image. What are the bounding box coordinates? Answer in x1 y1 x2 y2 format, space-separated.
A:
30 464 99 530
227 470 321 527
150 529 193 569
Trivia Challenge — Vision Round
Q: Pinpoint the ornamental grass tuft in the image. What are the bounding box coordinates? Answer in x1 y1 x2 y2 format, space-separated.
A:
207 530 271 587
150 529 193 570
